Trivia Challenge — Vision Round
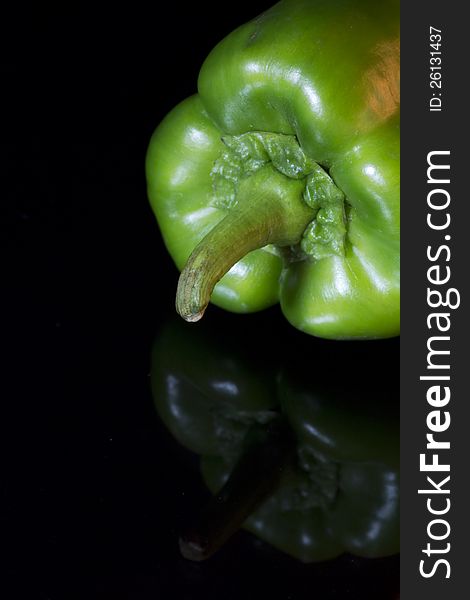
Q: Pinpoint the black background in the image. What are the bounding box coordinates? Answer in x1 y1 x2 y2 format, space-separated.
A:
2 2 399 598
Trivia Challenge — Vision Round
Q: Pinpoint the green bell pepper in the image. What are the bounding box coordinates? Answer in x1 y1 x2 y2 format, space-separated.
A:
146 0 400 339
150 319 399 561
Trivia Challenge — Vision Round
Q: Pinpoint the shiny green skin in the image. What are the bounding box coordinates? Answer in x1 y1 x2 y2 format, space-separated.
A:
146 0 400 339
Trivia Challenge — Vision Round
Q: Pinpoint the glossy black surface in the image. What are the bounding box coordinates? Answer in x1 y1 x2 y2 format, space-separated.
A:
3 2 399 598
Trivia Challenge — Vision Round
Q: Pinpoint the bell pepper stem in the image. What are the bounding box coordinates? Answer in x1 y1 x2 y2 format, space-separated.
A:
179 419 294 561
176 168 314 321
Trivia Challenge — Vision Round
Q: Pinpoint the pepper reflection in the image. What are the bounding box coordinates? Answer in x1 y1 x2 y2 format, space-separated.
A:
151 317 399 562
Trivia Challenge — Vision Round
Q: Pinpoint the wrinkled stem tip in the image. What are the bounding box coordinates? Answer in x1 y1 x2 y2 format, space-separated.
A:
180 309 205 323
176 268 209 323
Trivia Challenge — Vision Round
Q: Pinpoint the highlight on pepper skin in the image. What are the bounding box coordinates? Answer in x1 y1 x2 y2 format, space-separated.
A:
146 0 400 340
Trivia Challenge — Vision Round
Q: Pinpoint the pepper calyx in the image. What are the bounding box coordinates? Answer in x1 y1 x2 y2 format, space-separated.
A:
176 134 348 322
211 131 347 260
